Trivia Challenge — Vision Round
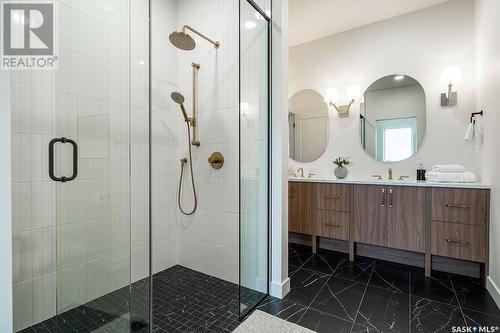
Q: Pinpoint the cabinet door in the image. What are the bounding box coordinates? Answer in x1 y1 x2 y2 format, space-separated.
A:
288 182 313 235
386 186 425 253
353 185 387 246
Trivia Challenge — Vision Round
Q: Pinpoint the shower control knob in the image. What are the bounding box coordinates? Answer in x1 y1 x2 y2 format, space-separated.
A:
208 152 224 169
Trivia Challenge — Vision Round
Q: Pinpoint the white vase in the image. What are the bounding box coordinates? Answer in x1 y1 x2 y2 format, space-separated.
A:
334 166 348 179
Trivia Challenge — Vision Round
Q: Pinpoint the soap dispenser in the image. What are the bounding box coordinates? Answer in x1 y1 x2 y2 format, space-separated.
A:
417 163 426 181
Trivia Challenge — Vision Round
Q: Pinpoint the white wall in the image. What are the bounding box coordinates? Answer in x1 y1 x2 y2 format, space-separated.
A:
271 0 290 298
1 70 13 333
476 0 500 306
288 0 477 180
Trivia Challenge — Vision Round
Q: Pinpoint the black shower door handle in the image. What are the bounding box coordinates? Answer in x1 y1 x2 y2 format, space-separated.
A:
49 137 78 182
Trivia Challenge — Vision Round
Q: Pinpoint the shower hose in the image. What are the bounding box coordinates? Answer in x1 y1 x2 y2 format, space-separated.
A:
178 123 198 215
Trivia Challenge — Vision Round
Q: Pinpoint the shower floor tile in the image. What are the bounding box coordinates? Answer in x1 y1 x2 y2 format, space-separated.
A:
20 265 265 333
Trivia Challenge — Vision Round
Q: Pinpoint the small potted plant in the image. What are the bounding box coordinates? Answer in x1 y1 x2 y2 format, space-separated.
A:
332 156 351 179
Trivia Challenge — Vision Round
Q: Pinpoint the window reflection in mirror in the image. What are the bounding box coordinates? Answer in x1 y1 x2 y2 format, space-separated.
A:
289 89 329 162
360 75 426 162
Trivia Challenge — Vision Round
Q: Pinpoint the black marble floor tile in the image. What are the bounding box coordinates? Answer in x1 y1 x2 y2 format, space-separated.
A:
284 268 331 307
332 256 375 284
410 268 459 305
369 261 410 294
310 277 366 322
451 274 500 316
463 308 500 328
300 250 346 274
257 296 306 323
410 296 466 333
355 286 409 333
297 308 354 333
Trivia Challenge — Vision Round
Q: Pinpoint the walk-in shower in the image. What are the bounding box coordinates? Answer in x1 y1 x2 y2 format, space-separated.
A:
9 0 272 332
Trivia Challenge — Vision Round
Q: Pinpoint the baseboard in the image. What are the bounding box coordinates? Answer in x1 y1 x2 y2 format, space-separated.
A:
270 277 290 299
487 276 500 308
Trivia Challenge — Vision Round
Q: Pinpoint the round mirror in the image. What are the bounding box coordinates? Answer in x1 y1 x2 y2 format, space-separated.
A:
289 89 329 162
360 75 426 162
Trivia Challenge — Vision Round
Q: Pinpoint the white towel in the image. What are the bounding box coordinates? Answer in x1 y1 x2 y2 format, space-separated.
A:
464 123 474 141
425 171 476 183
431 164 466 173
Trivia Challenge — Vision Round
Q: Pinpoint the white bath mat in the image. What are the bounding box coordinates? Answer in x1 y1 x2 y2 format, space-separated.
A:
233 310 316 333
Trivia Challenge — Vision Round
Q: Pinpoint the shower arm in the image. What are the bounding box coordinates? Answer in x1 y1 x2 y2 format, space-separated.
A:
191 63 200 147
182 25 220 49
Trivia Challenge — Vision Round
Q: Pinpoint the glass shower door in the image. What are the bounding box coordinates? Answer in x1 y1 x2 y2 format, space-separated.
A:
50 1 150 331
239 0 270 318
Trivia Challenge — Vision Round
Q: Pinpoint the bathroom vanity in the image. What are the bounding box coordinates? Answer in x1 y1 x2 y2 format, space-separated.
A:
289 178 491 278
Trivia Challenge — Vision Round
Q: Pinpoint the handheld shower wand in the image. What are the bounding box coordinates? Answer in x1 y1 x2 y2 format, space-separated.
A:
171 91 198 216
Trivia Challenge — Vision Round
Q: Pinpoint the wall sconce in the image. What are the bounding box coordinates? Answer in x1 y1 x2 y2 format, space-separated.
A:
440 65 462 106
324 85 360 117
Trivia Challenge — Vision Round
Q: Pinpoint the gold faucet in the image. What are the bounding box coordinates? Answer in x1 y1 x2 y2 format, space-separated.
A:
388 168 393 180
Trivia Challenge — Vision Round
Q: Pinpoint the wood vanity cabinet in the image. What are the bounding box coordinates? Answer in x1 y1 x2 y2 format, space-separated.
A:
288 180 489 277
352 185 425 251
288 182 314 235
386 186 426 253
430 188 489 262
353 185 387 247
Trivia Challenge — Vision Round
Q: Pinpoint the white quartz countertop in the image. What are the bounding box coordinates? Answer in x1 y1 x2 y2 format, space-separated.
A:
288 177 491 189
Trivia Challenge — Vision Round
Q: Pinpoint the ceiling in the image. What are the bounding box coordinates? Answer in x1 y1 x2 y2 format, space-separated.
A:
289 0 452 46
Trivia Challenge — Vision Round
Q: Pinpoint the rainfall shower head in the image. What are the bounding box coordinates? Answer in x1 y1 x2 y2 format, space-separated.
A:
169 31 196 51
171 91 189 121
169 25 220 51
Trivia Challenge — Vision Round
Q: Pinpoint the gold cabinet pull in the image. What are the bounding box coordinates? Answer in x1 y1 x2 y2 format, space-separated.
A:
381 188 386 207
445 203 470 209
445 239 469 246
324 223 341 228
325 194 341 199
388 188 393 208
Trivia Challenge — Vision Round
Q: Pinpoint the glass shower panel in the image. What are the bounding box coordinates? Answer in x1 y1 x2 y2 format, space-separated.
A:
51 1 150 331
239 0 270 318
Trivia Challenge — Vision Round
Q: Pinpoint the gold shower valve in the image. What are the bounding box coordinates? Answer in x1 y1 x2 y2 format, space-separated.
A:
208 152 224 169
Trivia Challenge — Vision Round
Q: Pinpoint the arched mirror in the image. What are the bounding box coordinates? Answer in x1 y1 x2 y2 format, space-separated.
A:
289 89 329 162
360 75 426 162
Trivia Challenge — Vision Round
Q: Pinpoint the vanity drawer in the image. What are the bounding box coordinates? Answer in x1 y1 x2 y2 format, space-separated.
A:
316 210 350 240
431 188 488 225
317 184 350 212
431 221 486 262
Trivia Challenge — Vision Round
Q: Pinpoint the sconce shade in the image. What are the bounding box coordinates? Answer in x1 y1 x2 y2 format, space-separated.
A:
346 85 361 101
440 65 463 85
324 88 339 103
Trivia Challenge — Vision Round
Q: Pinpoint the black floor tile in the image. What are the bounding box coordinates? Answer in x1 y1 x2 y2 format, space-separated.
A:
257 296 307 323
284 268 331 307
355 286 409 333
463 308 500 328
310 277 366 322
410 268 458 305
300 250 345 274
410 296 466 333
297 308 353 333
451 274 500 316
332 256 375 284
369 261 410 294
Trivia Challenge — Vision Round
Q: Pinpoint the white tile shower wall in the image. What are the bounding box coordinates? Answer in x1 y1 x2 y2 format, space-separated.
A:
172 0 240 284
149 0 178 277
288 0 478 179
10 0 150 331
